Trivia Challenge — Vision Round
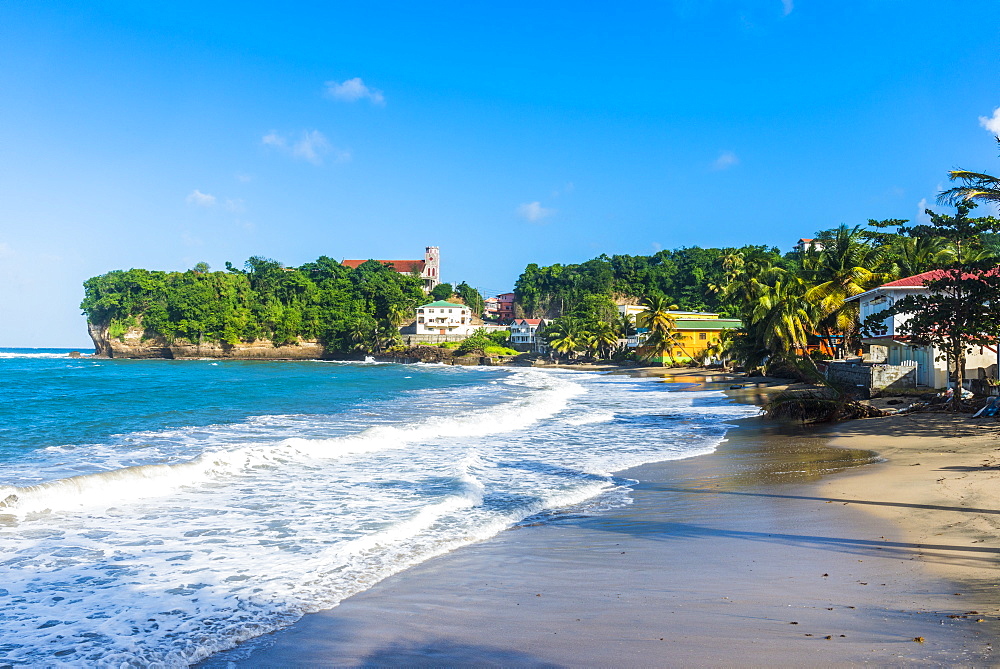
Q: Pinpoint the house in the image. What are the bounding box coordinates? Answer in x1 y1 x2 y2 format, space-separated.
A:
796 238 824 253
846 270 997 388
618 306 742 362
495 293 516 322
483 296 500 319
414 300 475 336
508 318 548 352
342 246 440 292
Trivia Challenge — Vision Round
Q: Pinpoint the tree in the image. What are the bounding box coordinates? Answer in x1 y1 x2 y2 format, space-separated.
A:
589 320 619 359
637 295 679 366
803 224 894 357
864 202 1000 410
543 317 588 360
939 137 1000 206
430 283 453 301
455 282 485 316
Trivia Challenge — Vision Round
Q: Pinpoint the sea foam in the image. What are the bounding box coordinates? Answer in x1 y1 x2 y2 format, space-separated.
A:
0 364 757 666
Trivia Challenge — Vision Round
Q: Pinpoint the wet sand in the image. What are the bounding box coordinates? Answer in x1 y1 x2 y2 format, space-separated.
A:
204 412 999 666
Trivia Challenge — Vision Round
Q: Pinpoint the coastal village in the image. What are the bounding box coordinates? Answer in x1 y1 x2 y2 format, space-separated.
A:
333 237 1000 411
11 4 1000 666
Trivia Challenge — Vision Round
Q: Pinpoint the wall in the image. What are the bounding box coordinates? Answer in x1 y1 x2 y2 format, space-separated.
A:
825 361 916 393
399 333 470 346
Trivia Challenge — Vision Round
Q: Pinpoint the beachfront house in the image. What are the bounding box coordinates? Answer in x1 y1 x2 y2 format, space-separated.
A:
508 318 548 353
414 300 475 336
619 306 741 363
846 271 998 388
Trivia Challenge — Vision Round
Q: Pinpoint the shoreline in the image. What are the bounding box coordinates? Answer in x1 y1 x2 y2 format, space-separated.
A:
203 376 1000 666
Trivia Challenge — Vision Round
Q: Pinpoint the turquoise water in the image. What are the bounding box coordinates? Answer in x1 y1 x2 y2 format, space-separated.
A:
0 349 757 666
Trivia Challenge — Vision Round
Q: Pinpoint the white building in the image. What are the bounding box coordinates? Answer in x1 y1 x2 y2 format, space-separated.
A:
508 318 547 351
415 300 474 336
796 238 824 253
847 270 997 388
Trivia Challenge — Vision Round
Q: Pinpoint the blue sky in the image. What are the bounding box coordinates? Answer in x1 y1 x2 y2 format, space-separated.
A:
1 1 998 347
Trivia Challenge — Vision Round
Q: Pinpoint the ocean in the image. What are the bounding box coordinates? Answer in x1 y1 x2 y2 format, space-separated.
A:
0 349 758 666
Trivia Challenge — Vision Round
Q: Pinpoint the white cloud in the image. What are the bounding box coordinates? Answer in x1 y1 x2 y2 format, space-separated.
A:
517 201 555 222
781 0 793 15
262 130 348 165
917 198 931 223
325 77 385 106
979 107 1000 135
224 198 245 213
186 189 217 207
713 150 739 170
235 173 253 183
292 130 330 164
0 242 12 258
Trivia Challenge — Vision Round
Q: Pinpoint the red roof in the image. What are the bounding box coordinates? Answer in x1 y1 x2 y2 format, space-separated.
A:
878 270 946 288
515 319 542 325
878 268 1000 288
342 259 426 273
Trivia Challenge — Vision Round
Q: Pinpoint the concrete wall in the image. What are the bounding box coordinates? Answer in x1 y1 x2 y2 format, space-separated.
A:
399 333 470 346
826 361 917 393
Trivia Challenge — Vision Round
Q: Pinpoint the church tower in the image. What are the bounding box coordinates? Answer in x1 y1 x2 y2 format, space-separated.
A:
423 246 440 291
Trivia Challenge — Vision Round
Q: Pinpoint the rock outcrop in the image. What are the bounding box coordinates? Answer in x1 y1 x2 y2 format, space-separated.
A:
88 322 329 360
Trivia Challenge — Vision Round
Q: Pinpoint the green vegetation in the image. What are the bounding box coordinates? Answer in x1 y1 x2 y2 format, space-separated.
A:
81 256 426 353
454 282 485 316
514 246 787 319
521 139 1000 378
429 282 454 301
455 328 517 356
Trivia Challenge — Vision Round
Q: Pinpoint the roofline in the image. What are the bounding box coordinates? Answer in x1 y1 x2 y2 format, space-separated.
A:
844 284 928 303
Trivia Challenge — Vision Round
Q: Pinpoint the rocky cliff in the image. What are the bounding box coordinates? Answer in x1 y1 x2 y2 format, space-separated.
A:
87 322 329 360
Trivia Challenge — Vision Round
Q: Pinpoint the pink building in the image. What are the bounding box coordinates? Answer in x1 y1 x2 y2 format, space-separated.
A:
495 293 516 322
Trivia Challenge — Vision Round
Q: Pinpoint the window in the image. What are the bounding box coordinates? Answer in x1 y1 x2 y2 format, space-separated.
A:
699 332 707 340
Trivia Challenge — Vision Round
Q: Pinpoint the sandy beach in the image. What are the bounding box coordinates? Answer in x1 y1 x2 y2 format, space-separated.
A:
201 377 1000 666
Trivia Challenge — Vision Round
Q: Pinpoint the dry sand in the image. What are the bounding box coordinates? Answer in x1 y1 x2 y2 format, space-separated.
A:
203 404 1000 667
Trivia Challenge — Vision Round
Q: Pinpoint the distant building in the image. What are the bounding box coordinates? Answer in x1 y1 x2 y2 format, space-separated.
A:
495 293 516 322
414 300 474 336
483 296 500 319
342 246 440 292
796 238 824 253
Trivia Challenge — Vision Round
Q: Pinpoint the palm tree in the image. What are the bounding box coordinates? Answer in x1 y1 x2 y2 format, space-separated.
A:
889 235 956 277
747 273 816 357
637 295 679 366
939 137 1000 206
590 320 619 359
544 317 587 360
803 225 895 356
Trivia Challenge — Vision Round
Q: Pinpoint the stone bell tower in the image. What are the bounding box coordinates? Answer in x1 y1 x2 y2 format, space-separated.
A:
423 246 440 291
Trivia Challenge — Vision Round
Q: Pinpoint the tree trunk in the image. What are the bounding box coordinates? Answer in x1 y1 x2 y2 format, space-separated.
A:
953 338 965 412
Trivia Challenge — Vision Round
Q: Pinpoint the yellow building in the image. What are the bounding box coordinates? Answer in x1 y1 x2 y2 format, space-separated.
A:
618 306 740 362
